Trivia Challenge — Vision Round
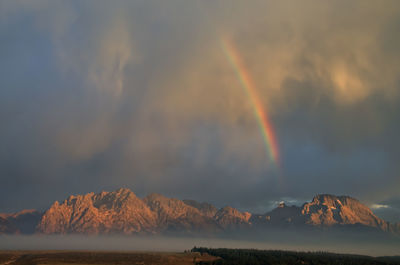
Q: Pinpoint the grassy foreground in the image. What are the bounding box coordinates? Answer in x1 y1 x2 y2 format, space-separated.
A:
0 250 218 265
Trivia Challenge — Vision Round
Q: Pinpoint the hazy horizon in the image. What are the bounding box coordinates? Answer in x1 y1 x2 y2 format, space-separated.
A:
0 234 399 257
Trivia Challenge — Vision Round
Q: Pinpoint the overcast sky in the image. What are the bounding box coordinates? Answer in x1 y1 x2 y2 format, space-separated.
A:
0 0 400 222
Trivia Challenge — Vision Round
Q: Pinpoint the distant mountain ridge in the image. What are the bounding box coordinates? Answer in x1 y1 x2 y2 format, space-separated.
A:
0 188 399 236
0 209 41 234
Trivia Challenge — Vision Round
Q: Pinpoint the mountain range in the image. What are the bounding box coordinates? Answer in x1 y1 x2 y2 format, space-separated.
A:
0 188 399 236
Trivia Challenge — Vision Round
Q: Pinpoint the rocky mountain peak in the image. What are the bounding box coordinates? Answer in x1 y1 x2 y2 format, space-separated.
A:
144 194 221 233
1 189 397 236
311 194 353 207
302 194 387 229
144 193 203 223
38 189 156 235
214 206 251 229
92 188 140 210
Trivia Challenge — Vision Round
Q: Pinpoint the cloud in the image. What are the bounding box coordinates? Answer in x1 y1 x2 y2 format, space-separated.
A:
0 0 400 214
371 204 390 210
371 198 400 223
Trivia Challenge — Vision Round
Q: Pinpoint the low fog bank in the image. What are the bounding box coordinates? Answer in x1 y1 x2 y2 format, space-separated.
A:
0 233 399 257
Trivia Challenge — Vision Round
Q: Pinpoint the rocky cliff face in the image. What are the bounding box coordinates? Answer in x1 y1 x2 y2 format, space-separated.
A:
38 188 157 234
301 194 389 230
250 194 396 234
37 189 254 235
1 190 398 236
214 206 251 230
183 200 217 218
143 193 219 233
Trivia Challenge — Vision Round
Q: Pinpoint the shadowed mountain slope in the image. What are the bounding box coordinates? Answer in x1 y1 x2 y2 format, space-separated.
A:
0 210 41 234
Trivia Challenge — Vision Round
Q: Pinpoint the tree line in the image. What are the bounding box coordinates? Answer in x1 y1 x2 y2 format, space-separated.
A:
191 247 400 265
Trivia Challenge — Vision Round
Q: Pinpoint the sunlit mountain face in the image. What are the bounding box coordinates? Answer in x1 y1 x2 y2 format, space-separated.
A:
0 188 398 236
0 0 400 257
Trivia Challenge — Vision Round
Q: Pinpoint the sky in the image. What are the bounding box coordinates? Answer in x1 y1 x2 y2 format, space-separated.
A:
0 0 400 222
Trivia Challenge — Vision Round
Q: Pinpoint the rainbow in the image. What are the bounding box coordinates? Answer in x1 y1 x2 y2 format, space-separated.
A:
221 38 280 166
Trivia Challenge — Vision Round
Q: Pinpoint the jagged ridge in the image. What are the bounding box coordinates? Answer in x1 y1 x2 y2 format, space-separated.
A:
0 189 399 236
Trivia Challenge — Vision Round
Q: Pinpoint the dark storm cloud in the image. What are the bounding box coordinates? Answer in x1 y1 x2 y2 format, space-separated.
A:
0 0 400 219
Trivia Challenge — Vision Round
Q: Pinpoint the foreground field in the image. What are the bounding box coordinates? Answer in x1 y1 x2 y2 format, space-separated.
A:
1 249 400 265
0 251 218 265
